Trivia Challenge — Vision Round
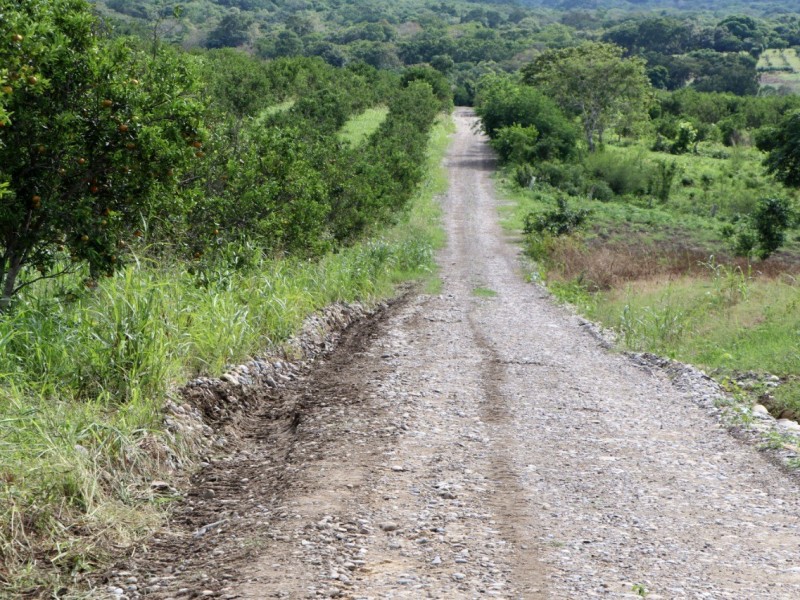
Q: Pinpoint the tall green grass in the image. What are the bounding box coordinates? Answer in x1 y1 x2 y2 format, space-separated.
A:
0 114 453 595
587 267 800 377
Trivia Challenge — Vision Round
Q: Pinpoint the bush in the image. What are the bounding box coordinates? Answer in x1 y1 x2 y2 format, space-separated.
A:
723 197 793 259
670 121 697 154
474 75 579 162
534 160 586 194
587 180 614 202
515 163 536 188
583 151 651 196
491 124 539 164
649 160 680 204
524 197 590 237
753 197 792 259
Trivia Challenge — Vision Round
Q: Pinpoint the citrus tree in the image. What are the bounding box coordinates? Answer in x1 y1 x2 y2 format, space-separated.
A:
0 0 205 310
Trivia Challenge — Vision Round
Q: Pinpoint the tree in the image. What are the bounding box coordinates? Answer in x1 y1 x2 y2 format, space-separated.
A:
521 42 653 152
400 66 453 112
0 0 205 309
274 30 304 57
474 75 578 162
752 198 792 259
764 110 800 188
204 10 253 49
686 50 759 96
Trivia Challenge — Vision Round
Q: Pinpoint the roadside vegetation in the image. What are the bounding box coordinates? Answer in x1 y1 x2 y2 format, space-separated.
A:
474 44 800 425
0 0 453 594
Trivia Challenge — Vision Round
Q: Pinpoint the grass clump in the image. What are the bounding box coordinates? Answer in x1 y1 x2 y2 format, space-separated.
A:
472 287 498 298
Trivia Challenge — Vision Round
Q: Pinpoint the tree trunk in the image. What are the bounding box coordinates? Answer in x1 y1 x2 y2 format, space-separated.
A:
585 125 595 153
0 254 22 312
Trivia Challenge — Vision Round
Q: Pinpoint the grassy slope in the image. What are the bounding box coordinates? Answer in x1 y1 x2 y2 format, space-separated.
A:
0 112 454 595
498 137 800 418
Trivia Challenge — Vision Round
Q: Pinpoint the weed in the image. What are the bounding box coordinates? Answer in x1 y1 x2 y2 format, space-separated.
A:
618 297 688 355
472 287 498 298
761 430 787 451
524 197 590 237
700 256 751 306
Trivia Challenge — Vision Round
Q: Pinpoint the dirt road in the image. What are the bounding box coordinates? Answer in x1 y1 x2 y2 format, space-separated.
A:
106 109 800 599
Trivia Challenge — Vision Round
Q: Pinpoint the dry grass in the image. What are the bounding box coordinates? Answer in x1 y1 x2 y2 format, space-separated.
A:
542 235 800 291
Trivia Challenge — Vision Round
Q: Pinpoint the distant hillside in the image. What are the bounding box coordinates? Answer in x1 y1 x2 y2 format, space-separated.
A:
91 0 800 103
520 0 799 16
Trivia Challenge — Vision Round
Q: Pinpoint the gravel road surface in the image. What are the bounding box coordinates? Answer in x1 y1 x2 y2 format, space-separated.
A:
103 109 800 600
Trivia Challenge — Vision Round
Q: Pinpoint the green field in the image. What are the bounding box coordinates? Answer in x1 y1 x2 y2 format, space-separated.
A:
338 106 389 146
758 48 800 94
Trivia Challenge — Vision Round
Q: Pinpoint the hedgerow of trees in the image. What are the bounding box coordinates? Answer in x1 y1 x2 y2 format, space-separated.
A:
0 0 450 309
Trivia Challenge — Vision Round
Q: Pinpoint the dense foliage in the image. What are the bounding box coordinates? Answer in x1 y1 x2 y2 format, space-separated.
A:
0 0 205 309
521 42 653 151
0 0 449 309
91 0 800 105
475 47 799 260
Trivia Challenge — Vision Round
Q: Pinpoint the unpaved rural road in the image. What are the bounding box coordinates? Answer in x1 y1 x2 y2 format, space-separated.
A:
105 109 800 599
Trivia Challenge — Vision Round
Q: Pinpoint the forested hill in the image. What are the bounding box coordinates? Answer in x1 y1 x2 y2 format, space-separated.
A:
92 0 800 105
520 0 798 15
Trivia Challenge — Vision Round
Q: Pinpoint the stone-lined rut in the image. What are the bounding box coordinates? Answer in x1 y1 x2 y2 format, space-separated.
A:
102 109 800 599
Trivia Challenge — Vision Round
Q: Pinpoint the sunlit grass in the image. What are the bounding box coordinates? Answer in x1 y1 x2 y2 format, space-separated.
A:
338 106 389 146
494 134 800 419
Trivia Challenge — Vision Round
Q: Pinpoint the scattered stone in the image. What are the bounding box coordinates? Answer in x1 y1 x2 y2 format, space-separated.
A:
752 404 770 418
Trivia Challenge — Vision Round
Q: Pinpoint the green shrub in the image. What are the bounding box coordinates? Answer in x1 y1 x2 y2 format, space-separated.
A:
753 197 793 259
670 121 697 154
587 180 614 202
649 159 680 204
515 163 536 188
524 197 590 237
583 151 651 196
534 160 586 194
722 198 793 259
474 75 579 161
491 124 540 164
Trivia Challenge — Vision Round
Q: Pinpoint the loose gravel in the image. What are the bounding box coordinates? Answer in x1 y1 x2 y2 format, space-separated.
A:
99 109 800 600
